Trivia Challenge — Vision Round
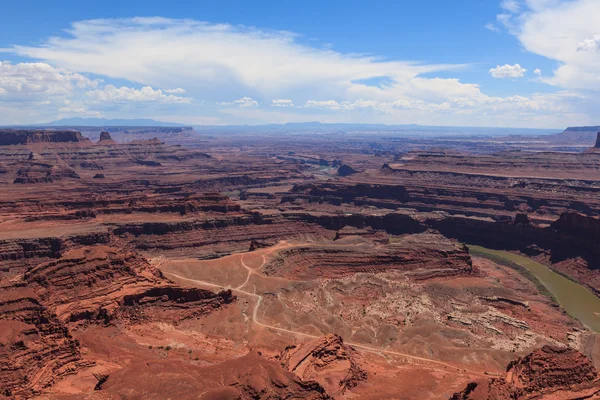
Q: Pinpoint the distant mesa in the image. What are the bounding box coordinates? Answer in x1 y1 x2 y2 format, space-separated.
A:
97 131 117 145
99 131 111 141
584 132 600 153
0 129 89 146
337 164 358 177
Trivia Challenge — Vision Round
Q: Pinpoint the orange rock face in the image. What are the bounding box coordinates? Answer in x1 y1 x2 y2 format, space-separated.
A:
275 334 367 395
451 345 600 399
0 286 84 397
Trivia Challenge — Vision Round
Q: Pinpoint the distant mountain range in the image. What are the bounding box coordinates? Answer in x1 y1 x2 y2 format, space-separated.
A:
32 117 186 127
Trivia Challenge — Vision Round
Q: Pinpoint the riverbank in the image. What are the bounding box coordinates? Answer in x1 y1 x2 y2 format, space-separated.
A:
468 245 600 333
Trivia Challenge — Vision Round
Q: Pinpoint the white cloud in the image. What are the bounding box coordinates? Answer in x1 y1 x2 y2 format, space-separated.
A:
165 88 186 94
85 84 191 103
234 96 258 107
0 16 597 127
0 61 97 97
9 18 459 102
271 99 294 107
303 99 381 111
219 96 258 108
534 68 542 75
299 91 579 125
485 23 501 32
577 35 600 52
304 100 341 110
501 0 521 13
489 63 527 78
499 0 600 90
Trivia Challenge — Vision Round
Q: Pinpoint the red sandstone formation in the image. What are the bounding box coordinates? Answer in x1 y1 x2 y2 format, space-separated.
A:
96 131 117 145
13 161 80 184
23 246 235 324
0 128 599 399
451 345 600 399
0 129 89 145
275 334 367 395
264 233 474 280
97 350 331 399
0 286 85 397
0 244 235 396
337 164 358 177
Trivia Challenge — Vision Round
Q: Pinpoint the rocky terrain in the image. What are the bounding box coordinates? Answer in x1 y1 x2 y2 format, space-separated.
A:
0 127 599 399
0 130 89 146
275 334 367 395
451 345 600 399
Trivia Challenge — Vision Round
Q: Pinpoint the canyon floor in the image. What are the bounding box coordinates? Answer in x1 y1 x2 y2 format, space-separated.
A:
1 127 600 399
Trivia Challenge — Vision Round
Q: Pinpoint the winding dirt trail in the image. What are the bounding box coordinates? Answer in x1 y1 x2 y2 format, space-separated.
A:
162 243 496 377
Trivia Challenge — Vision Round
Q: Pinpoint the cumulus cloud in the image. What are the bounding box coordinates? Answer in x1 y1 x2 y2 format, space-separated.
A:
234 97 258 107
9 18 459 102
500 0 520 13
489 64 527 78
306 92 578 115
304 100 341 110
85 85 191 103
577 35 600 52
534 68 542 75
271 99 294 107
498 0 600 90
0 61 96 98
219 96 258 108
1 16 596 127
165 88 186 94
485 23 501 32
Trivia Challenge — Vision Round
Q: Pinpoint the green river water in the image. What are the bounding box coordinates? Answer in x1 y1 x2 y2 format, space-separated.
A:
469 245 600 333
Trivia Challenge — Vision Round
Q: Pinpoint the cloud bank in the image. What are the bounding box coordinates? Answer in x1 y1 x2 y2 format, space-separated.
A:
1 12 597 127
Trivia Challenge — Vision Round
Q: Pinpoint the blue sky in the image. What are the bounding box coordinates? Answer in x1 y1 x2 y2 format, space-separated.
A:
0 0 599 127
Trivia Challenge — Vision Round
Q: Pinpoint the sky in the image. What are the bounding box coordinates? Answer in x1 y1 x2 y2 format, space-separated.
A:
0 0 599 128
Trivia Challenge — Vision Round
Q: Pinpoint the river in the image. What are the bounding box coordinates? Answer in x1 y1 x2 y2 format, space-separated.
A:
469 245 600 333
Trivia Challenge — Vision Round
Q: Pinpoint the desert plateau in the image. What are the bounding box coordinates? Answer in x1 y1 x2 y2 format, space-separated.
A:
0 125 599 399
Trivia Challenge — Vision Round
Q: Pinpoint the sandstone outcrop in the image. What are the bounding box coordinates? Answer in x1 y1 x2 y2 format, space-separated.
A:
451 345 600 399
13 161 80 184
0 129 89 145
23 246 235 325
97 131 117 145
337 164 358 177
98 350 331 400
199 351 332 400
430 212 600 293
0 286 85 397
0 231 111 273
264 233 474 280
275 334 367 395
0 243 236 396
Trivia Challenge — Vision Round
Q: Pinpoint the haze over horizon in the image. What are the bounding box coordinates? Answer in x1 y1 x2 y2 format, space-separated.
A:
1 0 600 128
